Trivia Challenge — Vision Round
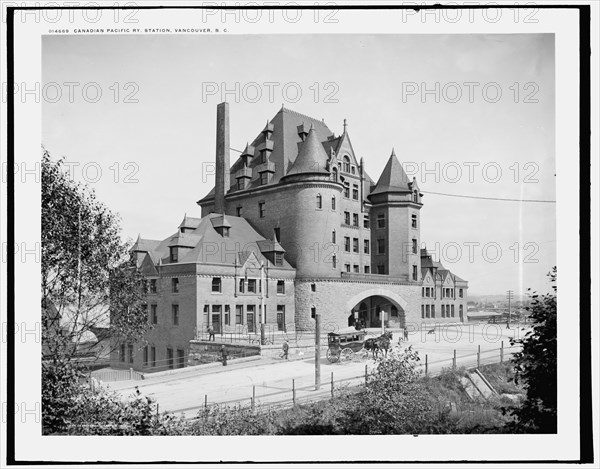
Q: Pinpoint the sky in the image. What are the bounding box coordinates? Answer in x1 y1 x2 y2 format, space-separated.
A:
42 33 556 296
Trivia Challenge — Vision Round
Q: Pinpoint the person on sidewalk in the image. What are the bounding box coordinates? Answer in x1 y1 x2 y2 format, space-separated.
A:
282 340 289 360
220 344 228 366
207 324 215 341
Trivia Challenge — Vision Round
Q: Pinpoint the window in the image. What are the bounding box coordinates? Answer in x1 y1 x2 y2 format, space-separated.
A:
277 280 285 294
235 305 243 324
441 305 445 318
344 211 350 225
212 277 221 293
353 213 359 226
421 305 425 319
413 191 419 203
344 237 351 252
459 304 463 316
120 343 125 362
332 167 338 182
353 238 359 253
459 288 463 298
377 239 385 254
451 305 455 317
172 278 179 293
237 179 245 190
167 348 174 369
343 155 350 173
412 239 418 254
248 279 257 293
151 304 158 324
343 182 350 198
150 346 156 368
222 227 230 237
331 230 336 243
352 184 359 200
311 283 316 292
332 255 337 268
412 265 418 281
331 196 336 210
411 214 418 228
239 278 245 293
172 304 179 326
377 214 386 229
431 305 436 318
143 346 148 366
236 206 243 217
345 264 351 272
259 202 265 218
316 194 322 209
128 344 134 363
260 172 269 185
170 247 178 263
377 264 385 274
364 239 370 254
275 252 284 266
363 215 370 229
311 307 316 319
364 266 370 274
426 304 430 318
224 305 230 325
353 264 359 273
351 166 356 175
149 279 157 294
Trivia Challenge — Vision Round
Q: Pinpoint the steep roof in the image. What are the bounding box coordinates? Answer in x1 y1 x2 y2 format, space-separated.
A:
283 127 330 177
370 149 411 195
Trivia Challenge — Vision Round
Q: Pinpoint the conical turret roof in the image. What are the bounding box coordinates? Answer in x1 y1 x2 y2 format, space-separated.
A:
370 149 411 194
284 127 330 177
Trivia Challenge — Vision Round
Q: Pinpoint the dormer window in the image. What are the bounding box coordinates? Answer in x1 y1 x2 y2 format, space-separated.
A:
222 227 230 237
170 247 178 263
413 191 419 203
275 252 284 266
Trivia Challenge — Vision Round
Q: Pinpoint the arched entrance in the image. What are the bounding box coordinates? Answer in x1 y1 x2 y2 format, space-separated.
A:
345 289 407 329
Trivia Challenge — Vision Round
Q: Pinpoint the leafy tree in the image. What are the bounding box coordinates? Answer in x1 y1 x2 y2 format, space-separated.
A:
42 149 149 364
508 267 557 433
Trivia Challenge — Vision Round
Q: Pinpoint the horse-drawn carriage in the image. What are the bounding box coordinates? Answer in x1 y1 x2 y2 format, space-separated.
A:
326 329 367 363
326 328 394 363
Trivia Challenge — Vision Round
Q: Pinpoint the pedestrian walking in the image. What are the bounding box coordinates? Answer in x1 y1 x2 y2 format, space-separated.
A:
207 324 215 341
282 340 289 360
220 344 228 366
404 328 409 341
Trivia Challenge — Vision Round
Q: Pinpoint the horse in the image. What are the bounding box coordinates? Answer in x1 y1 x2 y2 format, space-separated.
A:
364 337 379 359
364 331 393 359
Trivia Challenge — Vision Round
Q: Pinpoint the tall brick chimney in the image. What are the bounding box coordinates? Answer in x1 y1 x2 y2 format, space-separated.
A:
214 102 230 214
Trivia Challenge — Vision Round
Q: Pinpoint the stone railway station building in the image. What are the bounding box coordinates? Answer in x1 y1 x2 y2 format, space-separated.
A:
111 103 468 371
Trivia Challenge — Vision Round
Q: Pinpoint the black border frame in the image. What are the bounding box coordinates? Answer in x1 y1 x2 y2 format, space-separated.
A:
4 3 593 465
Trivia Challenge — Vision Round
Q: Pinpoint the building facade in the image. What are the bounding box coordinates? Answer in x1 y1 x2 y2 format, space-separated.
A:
111 102 468 371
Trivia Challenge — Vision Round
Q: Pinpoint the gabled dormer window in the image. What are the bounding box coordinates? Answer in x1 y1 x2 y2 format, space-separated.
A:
170 247 178 263
275 252 284 266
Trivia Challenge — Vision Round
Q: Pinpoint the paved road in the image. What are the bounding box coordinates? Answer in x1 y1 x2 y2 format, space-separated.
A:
109 324 526 418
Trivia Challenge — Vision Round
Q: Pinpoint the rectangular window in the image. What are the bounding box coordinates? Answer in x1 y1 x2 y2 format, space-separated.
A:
260 172 269 185
441 305 445 318
172 278 179 293
235 305 243 324
377 214 386 229
259 202 265 218
345 264 351 273
236 206 243 217
143 346 148 366
149 279 157 294
277 280 285 294
331 197 336 210
120 343 125 362
451 305 455 317
377 264 385 274
344 211 350 225
353 213 359 226
353 238 359 253
343 182 350 198
364 239 370 254
151 346 156 368
353 264 359 273
248 279 257 293
212 277 221 293
344 237 350 252
170 247 178 263
237 179 245 191
332 255 337 268
277 305 285 331
311 307 316 319
332 231 336 243
363 215 370 229
177 349 185 368
127 344 134 364
431 305 435 318
377 239 385 254
459 288 463 298
167 348 174 369
426 304 430 318
412 239 418 254
239 278 245 293
364 266 370 274
224 305 230 325
411 214 418 228
151 304 157 324
412 265 418 281
311 283 316 292
172 304 179 326
352 184 359 200
275 252 284 266
421 305 425 319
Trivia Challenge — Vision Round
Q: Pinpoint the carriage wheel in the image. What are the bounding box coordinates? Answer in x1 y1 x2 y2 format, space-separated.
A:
326 349 339 363
340 348 354 362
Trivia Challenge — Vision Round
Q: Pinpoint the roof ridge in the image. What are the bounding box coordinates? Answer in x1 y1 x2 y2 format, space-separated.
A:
282 107 327 126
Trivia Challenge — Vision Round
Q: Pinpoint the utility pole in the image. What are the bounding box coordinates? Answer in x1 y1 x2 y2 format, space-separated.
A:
506 290 514 329
315 312 321 390
260 261 266 345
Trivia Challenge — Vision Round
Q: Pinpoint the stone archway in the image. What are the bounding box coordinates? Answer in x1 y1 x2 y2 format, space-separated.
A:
346 288 407 329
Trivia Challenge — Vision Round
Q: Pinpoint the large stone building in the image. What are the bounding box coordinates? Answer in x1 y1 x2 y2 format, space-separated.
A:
112 102 468 371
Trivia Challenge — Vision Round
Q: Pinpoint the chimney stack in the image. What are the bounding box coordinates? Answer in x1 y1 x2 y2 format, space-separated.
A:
214 102 230 214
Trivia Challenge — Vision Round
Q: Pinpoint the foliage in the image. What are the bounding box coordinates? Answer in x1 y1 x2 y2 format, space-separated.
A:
507 267 557 433
41 149 149 364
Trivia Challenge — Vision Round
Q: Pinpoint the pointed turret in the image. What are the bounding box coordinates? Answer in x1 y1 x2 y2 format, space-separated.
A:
282 127 330 178
370 148 411 195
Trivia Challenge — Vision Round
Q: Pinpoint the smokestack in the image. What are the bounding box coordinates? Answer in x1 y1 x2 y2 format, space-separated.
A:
214 102 230 214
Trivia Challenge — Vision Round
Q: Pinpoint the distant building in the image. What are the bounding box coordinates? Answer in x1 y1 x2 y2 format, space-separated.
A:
112 103 468 371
